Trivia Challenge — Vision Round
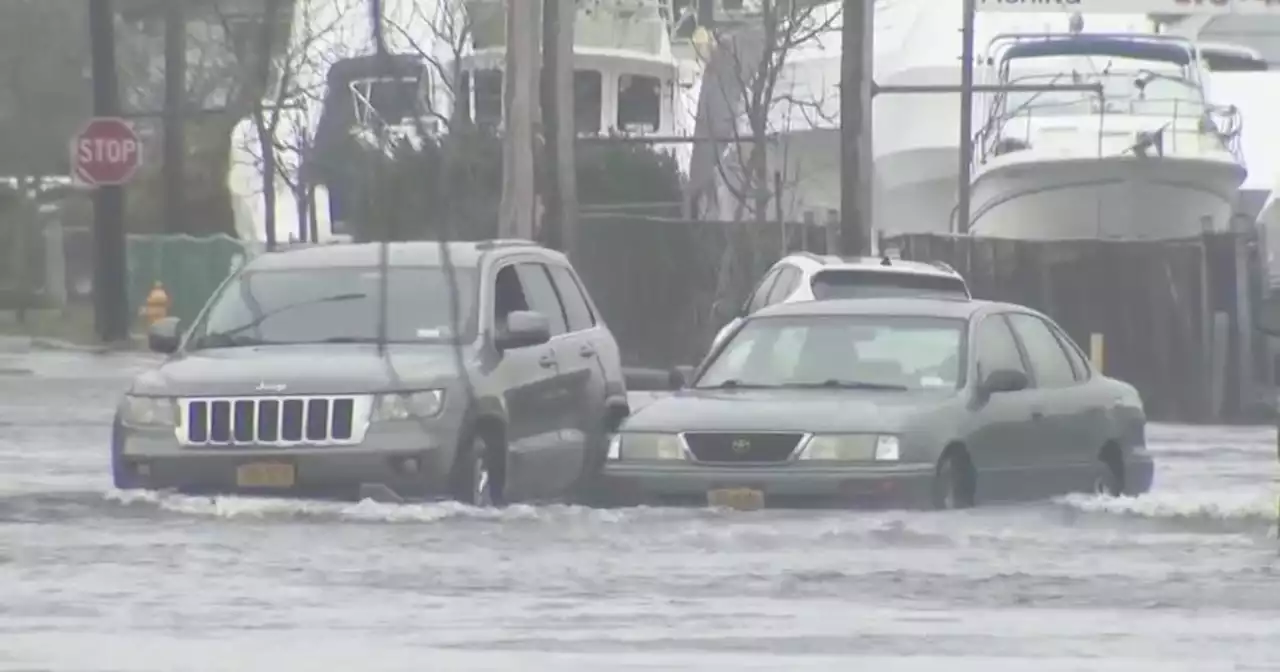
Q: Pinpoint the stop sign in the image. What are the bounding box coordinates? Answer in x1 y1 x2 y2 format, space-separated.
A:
71 117 143 187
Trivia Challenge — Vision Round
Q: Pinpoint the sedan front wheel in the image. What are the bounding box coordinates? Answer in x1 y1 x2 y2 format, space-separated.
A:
931 451 975 510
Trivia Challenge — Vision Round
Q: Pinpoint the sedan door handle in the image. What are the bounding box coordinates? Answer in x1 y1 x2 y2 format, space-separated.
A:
538 353 556 369
579 345 596 358
1031 408 1045 420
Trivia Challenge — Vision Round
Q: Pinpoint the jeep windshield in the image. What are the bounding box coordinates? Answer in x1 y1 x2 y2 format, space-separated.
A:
186 266 477 348
810 269 969 300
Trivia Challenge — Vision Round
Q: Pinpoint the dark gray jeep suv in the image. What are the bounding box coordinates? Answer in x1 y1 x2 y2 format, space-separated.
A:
112 239 630 505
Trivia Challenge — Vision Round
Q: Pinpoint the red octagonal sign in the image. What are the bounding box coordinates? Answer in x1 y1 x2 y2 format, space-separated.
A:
71 117 143 187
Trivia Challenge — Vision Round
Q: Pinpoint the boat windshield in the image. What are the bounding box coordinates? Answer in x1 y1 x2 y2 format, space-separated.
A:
999 56 1205 119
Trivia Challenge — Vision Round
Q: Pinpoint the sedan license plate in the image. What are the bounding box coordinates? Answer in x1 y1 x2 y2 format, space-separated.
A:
707 487 765 511
236 462 295 489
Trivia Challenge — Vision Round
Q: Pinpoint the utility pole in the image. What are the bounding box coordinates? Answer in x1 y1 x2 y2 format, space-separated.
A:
839 0 874 257
540 0 578 257
163 0 187 235
956 0 977 235
88 0 129 343
499 0 539 240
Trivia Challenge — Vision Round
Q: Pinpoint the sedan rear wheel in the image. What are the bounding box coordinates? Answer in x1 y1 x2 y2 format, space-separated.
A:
932 452 975 510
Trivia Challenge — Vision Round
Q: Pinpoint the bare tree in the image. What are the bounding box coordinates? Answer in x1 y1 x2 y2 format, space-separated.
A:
699 0 840 329
709 1 839 223
222 0 365 246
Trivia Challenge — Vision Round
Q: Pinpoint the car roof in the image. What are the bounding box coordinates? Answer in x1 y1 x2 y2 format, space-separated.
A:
780 252 963 279
752 297 1026 320
243 239 563 271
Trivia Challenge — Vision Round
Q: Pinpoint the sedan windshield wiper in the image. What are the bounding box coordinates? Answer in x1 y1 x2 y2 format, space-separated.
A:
785 379 910 391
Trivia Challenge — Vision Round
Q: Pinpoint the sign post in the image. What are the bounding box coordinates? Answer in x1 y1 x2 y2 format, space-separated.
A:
70 117 142 187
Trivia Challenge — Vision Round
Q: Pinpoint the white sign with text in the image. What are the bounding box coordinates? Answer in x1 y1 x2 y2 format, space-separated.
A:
978 0 1280 14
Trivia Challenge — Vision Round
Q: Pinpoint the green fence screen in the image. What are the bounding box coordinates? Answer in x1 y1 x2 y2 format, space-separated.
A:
126 234 261 327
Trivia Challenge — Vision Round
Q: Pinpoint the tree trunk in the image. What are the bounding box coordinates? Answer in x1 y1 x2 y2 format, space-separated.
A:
253 0 284 250
253 107 278 250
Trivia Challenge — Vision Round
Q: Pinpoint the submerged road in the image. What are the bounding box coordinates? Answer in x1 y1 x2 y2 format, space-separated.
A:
1 344 1279 671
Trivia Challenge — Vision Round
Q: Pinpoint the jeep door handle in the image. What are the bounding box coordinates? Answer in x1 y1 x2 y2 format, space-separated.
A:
579 345 596 358
538 353 556 369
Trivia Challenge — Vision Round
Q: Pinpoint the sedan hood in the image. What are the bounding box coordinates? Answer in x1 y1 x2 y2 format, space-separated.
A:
130 344 469 396
622 388 954 434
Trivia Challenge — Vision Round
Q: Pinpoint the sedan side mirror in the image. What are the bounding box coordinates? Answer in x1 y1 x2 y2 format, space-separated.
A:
495 310 552 350
147 316 182 354
668 365 696 389
980 368 1029 395
1257 293 1280 337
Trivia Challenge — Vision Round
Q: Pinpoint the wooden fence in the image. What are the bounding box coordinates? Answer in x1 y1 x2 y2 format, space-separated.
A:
882 232 1265 423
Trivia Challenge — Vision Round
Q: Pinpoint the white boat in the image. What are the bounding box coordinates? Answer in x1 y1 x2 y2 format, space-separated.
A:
687 0 1163 234
454 0 699 170
227 0 700 246
968 31 1247 240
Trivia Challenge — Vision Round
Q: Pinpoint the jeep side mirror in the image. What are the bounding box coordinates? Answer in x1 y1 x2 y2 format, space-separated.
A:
1257 293 1280 337
495 310 552 350
147 317 182 354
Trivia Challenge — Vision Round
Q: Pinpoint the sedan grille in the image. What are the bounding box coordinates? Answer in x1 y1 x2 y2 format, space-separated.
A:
179 396 370 447
682 432 805 463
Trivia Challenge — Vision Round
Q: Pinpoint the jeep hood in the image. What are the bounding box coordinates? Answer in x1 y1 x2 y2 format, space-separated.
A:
129 344 469 396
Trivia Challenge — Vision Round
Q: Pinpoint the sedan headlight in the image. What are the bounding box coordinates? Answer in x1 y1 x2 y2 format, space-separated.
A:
372 390 444 421
610 432 686 461
800 434 899 462
120 395 178 428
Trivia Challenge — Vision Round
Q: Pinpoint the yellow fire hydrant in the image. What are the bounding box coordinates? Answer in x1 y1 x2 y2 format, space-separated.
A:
139 281 171 329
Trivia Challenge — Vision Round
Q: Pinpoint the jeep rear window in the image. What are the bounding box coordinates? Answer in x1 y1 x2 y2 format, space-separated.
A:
188 266 477 347
810 269 969 301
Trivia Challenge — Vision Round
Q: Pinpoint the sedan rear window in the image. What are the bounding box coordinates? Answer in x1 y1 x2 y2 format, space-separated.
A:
811 269 969 300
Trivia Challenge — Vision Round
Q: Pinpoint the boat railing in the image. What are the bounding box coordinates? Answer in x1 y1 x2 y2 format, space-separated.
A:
972 93 1244 170
348 77 437 156
985 31 1201 56
984 32 1203 75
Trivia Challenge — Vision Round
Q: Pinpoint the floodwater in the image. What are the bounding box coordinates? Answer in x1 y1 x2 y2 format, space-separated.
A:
1 346 1279 672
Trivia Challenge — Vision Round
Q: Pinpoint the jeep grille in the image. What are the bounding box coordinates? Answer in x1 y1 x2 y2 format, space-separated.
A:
178 396 372 447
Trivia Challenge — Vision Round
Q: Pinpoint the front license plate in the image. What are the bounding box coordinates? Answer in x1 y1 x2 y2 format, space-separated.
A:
236 462 295 489
707 487 765 511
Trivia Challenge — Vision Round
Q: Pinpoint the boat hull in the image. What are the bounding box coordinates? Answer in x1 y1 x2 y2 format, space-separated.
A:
969 156 1246 241
876 146 961 235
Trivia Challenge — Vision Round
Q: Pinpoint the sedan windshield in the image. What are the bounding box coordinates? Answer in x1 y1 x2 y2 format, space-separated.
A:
697 314 965 391
186 266 476 348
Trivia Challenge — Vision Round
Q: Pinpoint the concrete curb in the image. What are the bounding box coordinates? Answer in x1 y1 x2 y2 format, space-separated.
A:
0 334 147 355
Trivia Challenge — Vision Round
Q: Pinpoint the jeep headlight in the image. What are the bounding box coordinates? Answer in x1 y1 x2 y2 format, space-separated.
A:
801 434 899 461
372 390 444 421
120 395 178 428
612 432 686 461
